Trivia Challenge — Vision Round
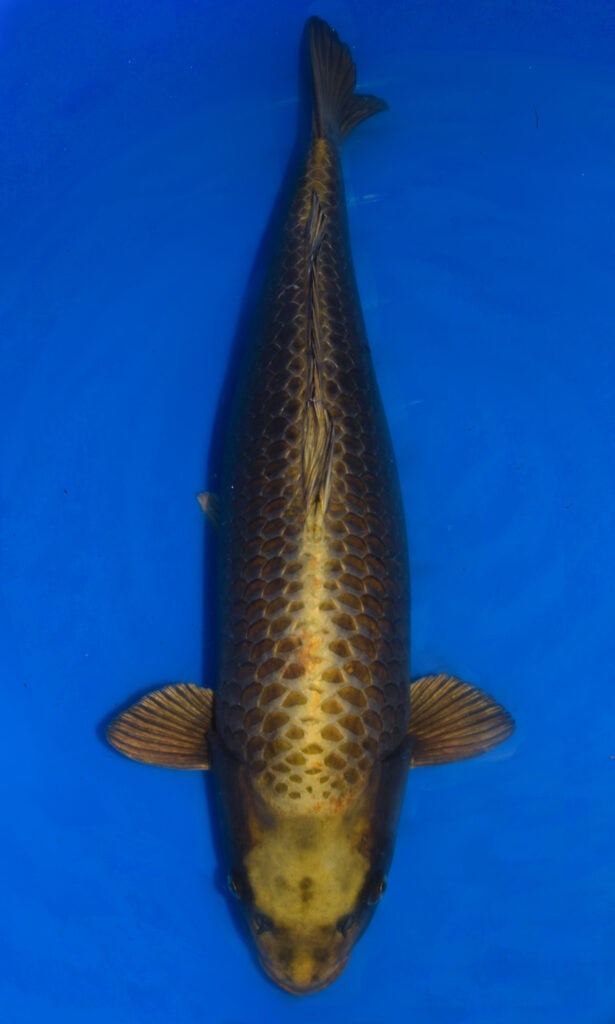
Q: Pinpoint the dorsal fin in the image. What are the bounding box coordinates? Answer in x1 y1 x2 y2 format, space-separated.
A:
302 191 335 519
303 393 335 517
306 188 327 260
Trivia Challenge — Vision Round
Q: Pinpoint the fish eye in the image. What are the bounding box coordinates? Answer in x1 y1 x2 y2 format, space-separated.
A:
367 876 387 905
336 913 355 938
253 912 274 935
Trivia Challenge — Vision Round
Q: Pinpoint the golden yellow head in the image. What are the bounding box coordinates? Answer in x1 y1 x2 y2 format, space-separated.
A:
212 729 410 994
228 814 388 994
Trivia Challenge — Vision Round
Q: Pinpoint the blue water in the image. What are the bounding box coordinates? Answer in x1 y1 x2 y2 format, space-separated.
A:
2 1 614 1022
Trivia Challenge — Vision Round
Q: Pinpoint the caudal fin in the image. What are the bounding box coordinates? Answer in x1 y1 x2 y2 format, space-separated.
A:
307 17 388 141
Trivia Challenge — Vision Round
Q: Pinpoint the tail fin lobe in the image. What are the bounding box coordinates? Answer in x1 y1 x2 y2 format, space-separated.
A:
307 17 388 141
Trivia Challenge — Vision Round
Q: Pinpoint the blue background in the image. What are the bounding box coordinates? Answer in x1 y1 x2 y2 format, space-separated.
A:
2 1 614 1022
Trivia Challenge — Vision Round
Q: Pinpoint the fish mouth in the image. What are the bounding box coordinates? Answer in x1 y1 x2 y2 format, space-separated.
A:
259 953 350 995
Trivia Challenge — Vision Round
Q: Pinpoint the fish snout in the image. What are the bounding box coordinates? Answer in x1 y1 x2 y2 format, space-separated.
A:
259 947 349 995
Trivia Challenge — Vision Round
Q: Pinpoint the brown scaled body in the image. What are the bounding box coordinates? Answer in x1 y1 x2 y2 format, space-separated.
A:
217 124 409 813
107 17 514 997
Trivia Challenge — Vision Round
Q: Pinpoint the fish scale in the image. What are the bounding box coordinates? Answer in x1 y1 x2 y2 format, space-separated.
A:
217 133 410 812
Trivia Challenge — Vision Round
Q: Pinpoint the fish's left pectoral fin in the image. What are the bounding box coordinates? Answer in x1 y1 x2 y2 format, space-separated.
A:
408 674 514 767
107 683 214 769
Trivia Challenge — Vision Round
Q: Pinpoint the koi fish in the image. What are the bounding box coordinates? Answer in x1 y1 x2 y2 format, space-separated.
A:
107 16 514 995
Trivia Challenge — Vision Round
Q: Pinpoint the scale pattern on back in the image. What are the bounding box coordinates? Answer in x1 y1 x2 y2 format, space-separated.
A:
217 136 410 813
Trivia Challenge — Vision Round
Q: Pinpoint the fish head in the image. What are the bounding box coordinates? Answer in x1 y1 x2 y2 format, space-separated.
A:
228 812 389 994
218 736 410 994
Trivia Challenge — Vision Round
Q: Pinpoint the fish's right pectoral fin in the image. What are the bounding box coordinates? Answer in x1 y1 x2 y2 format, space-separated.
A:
408 674 514 767
107 683 214 769
197 491 220 527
